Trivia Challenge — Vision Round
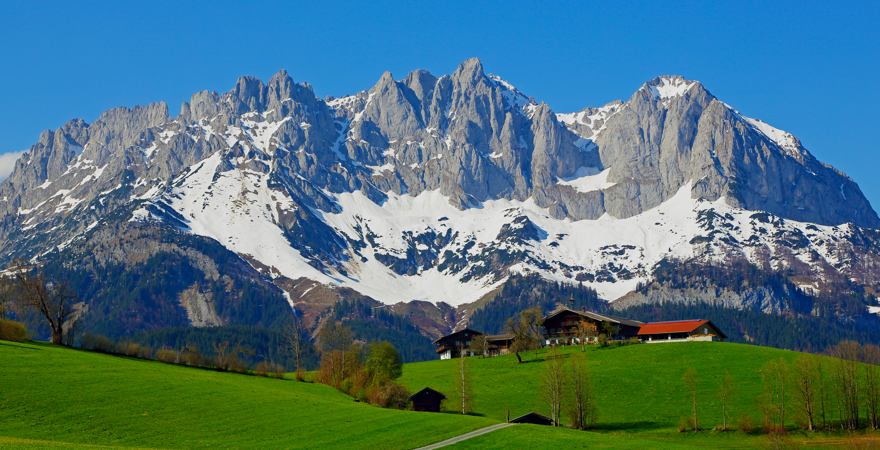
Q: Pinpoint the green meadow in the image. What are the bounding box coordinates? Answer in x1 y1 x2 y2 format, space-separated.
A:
3 339 879 448
400 342 880 448
0 340 491 448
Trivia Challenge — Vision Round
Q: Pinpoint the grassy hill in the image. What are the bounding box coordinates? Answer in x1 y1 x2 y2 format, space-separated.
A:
400 342 800 425
3 339 878 448
400 342 880 448
0 340 493 448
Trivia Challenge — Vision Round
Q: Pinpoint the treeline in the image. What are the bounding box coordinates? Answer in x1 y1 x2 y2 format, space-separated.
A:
331 299 436 362
644 257 873 318
620 303 880 354
129 324 318 369
79 332 288 377
469 274 604 334
679 341 880 434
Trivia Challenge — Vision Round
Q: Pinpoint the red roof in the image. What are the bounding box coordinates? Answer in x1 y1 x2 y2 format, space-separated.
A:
638 320 710 336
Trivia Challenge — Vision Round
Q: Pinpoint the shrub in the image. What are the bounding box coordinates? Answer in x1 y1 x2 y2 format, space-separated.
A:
0 319 28 342
81 334 115 353
181 345 206 367
227 355 248 373
678 416 689 433
738 415 755 433
368 382 410 409
596 333 609 347
118 341 150 359
155 347 179 364
254 360 285 378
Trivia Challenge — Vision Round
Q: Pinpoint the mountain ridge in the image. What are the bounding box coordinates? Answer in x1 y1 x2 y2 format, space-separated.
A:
2 58 879 346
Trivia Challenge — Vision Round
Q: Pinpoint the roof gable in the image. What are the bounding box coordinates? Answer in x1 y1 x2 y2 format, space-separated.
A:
433 328 483 344
541 307 642 327
409 387 446 401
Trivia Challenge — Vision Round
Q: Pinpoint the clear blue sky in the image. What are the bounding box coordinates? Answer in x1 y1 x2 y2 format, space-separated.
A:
1 0 878 209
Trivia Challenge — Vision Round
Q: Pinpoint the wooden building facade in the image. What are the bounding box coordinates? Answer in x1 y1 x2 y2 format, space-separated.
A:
433 328 483 360
486 334 514 356
541 307 642 345
409 387 446 412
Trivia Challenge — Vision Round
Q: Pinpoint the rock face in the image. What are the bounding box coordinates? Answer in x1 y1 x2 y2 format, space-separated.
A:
1 58 879 341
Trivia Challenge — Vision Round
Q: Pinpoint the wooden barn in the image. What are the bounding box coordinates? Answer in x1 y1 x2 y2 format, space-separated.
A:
541 307 642 345
433 328 483 359
409 387 446 412
638 320 726 343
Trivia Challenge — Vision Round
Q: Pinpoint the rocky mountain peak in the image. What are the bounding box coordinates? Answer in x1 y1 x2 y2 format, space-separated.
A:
2 59 880 336
452 57 486 84
642 75 703 101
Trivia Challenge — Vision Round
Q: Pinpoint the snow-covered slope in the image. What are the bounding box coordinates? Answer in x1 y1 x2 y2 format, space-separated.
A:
2 59 878 326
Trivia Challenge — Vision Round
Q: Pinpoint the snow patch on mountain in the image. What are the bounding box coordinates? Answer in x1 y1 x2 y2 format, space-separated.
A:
743 116 804 159
648 76 696 99
556 102 622 139
160 151 333 284
488 74 536 114
557 167 616 193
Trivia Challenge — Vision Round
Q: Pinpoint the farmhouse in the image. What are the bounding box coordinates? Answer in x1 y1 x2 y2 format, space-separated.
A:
433 328 483 359
541 307 642 345
638 319 726 343
486 334 514 356
432 311 727 359
409 387 446 412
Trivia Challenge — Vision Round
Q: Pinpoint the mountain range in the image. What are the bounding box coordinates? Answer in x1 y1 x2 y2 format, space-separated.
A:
3 58 879 357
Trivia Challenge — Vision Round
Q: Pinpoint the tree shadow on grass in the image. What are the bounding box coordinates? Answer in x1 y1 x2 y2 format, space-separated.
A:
434 410 487 417
589 421 666 432
0 340 42 350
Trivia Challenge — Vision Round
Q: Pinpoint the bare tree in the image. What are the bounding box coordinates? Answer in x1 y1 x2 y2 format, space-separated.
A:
683 367 699 431
288 310 307 378
567 351 597 429
0 276 12 319
760 358 788 432
541 347 565 426
831 341 861 430
718 372 733 431
810 359 829 431
214 341 231 370
575 320 597 351
10 263 76 345
864 345 880 429
506 306 542 363
470 335 489 358
793 356 820 431
454 353 472 414
317 321 354 383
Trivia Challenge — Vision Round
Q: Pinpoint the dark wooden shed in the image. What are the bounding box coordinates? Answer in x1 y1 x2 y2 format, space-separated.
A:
409 387 446 412
510 411 554 426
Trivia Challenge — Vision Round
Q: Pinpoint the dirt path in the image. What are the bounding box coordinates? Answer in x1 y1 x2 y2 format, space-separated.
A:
414 423 515 449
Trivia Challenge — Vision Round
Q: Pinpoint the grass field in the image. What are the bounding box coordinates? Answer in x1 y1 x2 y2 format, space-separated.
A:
400 342 880 448
0 340 494 448
3 339 880 448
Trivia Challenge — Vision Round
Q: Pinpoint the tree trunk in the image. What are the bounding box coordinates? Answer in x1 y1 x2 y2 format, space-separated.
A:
51 324 63 345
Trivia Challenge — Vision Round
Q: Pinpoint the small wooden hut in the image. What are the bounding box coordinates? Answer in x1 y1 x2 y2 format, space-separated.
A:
409 387 446 412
